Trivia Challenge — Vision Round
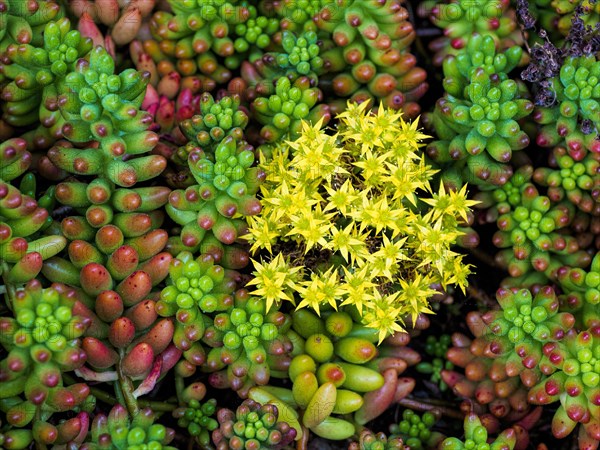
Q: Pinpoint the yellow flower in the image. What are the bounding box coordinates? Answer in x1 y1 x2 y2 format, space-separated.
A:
383 162 426 207
421 183 479 223
325 222 367 263
339 266 376 315
247 254 303 312
243 216 281 254
287 204 334 253
296 267 345 315
443 255 472 293
370 235 408 281
373 104 404 141
353 194 406 236
397 274 436 325
260 145 293 186
352 149 389 188
416 218 460 273
362 291 406 344
397 115 431 149
244 102 472 338
323 179 359 216
336 101 371 133
264 181 315 222
287 119 348 184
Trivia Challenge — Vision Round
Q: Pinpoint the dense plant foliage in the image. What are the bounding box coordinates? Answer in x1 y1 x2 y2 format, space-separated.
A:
0 0 598 449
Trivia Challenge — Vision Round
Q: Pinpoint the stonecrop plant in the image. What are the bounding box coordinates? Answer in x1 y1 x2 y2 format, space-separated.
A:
1 0 599 448
245 102 476 342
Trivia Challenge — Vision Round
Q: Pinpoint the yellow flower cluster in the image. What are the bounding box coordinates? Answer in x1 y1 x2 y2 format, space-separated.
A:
245 102 476 343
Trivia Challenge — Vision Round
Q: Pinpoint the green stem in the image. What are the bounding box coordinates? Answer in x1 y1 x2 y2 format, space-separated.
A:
175 374 185 405
139 400 178 412
117 349 139 416
296 426 309 450
1 261 17 311
89 386 118 406
91 385 177 412
396 397 463 420
114 379 126 407
34 407 48 450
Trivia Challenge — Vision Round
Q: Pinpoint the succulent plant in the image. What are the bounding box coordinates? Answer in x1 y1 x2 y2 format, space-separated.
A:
19 174 56 233
420 0 523 66
0 280 88 373
252 75 330 142
79 405 177 449
389 410 444 450
52 177 171 262
0 154 66 284
569 211 600 254
533 145 600 214
167 135 264 248
528 326 600 445
0 137 30 182
212 399 297 450
0 0 64 56
427 67 533 186
136 35 233 94
443 318 532 420
203 290 293 395
68 0 156 46
173 398 219 447
157 251 238 351
140 87 203 140
40 236 176 402
42 164 173 316
235 3 279 47
423 34 533 190
315 0 426 116
0 18 92 132
227 2 280 69
245 309 419 439
275 30 323 76
480 286 575 384
0 420 34 450
533 55 600 154
47 44 162 187
149 0 251 67
440 35 524 95
177 93 249 159
474 165 534 223
416 334 454 391
349 429 408 450
262 0 327 33
557 252 600 328
440 413 517 450
492 183 590 278
0 281 90 436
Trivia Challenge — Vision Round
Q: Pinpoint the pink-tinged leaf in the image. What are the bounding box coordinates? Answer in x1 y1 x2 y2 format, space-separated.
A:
133 357 163 398
74 366 118 382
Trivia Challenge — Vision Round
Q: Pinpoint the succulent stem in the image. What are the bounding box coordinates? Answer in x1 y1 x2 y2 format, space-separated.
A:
176 373 185 404
1 261 16 309
118 348 140 416
396 398 463 420
296 426 309 450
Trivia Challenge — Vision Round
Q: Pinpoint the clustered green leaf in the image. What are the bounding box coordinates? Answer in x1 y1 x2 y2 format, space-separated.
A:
440 413 516 450
427 35 533 187
213 399 297 449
